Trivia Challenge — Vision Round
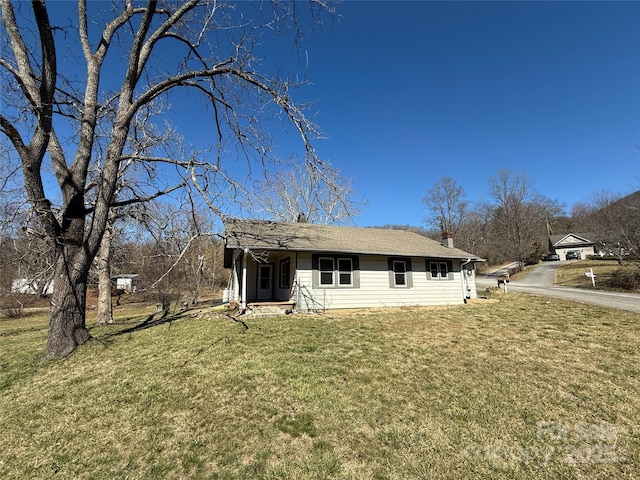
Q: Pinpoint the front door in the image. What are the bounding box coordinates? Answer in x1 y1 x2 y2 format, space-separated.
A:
257 264 273 300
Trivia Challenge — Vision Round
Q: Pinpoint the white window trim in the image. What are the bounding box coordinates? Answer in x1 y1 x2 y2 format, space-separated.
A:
337 257 353 286
393 260 408 287
319 257 335 287
439 262 449 279
428 260 452 280
313 254 359 289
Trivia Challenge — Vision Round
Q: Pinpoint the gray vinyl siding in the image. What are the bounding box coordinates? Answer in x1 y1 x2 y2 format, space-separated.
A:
245 260 257 300
293 253 469 310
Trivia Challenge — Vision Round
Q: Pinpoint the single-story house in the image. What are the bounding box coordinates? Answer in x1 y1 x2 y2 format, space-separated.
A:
111 274 142 293
549 233 596 261
223 219 484 313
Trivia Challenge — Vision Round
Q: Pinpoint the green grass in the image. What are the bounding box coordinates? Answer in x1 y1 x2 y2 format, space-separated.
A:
1 295 639 479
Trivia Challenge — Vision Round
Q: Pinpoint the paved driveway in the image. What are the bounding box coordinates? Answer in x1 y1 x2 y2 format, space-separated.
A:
512 261 558 287
477 262 640 314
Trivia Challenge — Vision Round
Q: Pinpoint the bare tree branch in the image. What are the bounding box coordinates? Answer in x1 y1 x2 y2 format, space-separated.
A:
243 160 362 224
423 177 468 235
0 0 335 358
149 232 221 289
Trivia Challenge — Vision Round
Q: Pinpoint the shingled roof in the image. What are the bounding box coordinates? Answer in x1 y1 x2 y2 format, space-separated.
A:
549 233 595 246
224 219 482 260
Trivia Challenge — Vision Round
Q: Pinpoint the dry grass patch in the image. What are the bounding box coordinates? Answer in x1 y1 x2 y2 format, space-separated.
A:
556 259 640 292
1 295 639 479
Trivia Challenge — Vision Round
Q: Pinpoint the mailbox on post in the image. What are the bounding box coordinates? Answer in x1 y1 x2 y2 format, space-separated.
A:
497 276 510 292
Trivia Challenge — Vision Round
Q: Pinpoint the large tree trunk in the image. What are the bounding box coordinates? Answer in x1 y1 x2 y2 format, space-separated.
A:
96 220 114 325
43 246 92 360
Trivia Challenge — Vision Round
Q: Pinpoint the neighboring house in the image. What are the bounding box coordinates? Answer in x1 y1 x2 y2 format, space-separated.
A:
224 219 484 313
549 233 596 261
11 278 53 295
111 274 142 293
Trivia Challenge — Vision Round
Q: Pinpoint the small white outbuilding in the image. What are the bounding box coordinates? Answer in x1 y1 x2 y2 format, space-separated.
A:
112 274 142 293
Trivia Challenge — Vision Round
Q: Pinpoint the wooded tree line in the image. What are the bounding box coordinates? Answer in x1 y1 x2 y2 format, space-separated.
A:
0 205 228 298
422 171 640 269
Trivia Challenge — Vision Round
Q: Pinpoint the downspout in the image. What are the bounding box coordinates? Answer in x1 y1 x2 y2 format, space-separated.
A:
460 258 472 303
295 252 300 311
241 248 248 313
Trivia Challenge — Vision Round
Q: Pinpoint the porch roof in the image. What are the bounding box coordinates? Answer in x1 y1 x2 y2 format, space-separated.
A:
224 219 482 260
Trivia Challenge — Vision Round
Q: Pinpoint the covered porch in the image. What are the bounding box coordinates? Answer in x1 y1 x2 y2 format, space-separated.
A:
225 248 297 313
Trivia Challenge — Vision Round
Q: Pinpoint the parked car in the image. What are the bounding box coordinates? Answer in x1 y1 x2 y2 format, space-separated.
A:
545 253 560 261
565 250 581 260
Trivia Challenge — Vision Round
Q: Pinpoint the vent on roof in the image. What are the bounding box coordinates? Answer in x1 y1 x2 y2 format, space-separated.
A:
297 213 307 223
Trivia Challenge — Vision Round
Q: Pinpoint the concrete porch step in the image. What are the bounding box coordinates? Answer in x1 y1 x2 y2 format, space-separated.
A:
246 302 295 317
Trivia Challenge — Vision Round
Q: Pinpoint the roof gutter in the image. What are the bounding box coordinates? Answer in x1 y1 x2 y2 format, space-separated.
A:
226 243 483 261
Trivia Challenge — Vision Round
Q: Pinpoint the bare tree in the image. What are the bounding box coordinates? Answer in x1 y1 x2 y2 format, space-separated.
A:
244 160 362 224
489 170 562 269
1 152 56 296
9 229 56 293
0 144 25 239
146 202 219 304
0 0 333 358
422 177 468 235
110 201 226 308
455 205 492 260
94 209 117 325
582 190 640 263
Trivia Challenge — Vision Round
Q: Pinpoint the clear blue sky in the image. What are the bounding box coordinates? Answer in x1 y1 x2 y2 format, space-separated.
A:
294 1 640 227
31 1 640 229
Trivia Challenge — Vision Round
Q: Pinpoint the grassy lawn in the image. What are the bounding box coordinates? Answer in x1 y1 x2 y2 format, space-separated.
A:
1 295 639 479
555 259 640 291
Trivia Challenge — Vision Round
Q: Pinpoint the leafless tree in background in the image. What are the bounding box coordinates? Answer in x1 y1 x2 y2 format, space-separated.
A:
0 144 24 239
244 161 363 225
489 170 562 269
454 205 492 261
580 190 640 263
422 177 468 235
144 203 219 305
1 150 56 296
0 0 334 358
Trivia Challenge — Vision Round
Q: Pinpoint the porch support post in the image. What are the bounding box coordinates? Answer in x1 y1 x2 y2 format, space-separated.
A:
460 258 472 303
230 249 240 301
241 248 248 312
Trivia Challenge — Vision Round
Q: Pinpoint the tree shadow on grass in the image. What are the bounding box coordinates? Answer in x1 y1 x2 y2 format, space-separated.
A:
0 322 49 337
99 309 190 339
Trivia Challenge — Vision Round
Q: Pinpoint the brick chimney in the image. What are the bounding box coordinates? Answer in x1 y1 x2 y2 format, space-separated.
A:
442 231 454 248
